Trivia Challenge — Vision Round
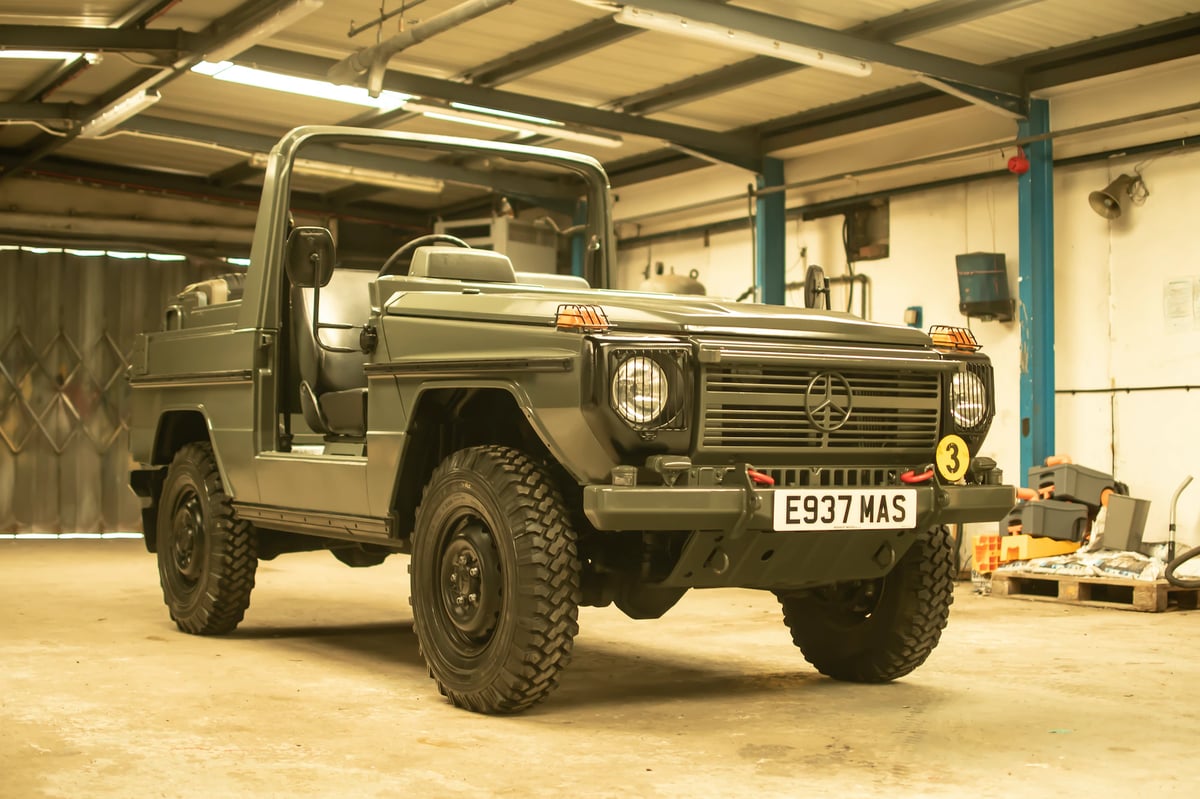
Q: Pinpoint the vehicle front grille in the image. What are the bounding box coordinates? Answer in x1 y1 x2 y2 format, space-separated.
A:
700 364 941 454
758 467 896 489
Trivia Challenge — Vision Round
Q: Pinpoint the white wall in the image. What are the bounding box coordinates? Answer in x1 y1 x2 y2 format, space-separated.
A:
615 57 1200 550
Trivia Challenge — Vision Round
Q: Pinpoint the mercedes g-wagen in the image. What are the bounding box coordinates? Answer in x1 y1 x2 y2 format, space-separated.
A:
129 126 1013 713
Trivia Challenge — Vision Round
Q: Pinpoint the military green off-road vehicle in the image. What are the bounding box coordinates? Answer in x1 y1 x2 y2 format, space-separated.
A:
129 126 1012 713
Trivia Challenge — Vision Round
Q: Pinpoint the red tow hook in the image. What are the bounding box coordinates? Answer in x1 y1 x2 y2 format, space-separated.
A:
747 468 775 486
900 469 935 484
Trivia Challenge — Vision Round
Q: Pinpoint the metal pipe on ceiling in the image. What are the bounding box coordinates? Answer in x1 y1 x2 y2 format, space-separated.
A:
615 98 1200 227
614 135 1200 250
327 0 517 94
0 211 254 245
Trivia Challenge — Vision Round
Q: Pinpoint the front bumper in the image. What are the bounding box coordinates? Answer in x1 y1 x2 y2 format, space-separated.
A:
584 482 1015 533
583 481 1014 590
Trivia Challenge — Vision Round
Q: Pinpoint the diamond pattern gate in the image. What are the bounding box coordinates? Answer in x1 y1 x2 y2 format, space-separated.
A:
0 249 230 533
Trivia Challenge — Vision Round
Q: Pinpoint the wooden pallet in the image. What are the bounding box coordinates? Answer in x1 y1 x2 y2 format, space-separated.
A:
991 570 1200 613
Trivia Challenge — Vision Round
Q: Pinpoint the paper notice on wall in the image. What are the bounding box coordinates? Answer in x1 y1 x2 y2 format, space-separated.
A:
1163 278 1197 333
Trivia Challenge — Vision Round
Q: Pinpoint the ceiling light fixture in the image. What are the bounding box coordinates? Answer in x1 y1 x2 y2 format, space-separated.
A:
204 0 325 62
612 6 872 77
77 89 161 139
192 61 411 109
405 101 624 149
0 50 100 63
249 153 445 194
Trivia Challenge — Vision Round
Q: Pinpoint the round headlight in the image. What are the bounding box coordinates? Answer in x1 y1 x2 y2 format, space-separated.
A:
950 371 987 428
611 356 668 426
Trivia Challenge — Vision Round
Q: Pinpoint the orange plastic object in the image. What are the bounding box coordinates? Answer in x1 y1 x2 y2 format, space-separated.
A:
1015 486 1038 501
973 535 1002 574
1045 454 1074 466
1038 485 1056 500
555 304 610 333
928 325 981 352
973 533 1081 573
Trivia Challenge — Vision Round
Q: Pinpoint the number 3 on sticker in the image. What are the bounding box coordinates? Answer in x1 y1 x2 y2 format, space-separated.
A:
936 434 969 482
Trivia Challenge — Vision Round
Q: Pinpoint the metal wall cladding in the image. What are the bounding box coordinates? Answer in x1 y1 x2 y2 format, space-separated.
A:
0 249 229 533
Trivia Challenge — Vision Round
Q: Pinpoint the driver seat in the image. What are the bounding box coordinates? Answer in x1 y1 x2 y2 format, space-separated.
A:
290 269 374 437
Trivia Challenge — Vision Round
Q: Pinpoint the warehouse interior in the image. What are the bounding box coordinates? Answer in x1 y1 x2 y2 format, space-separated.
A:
2 1 1199 796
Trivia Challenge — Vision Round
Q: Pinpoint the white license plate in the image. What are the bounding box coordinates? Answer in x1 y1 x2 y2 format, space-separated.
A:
772 489 917 532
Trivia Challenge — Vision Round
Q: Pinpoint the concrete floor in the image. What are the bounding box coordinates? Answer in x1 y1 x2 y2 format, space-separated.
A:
2 539 1197 798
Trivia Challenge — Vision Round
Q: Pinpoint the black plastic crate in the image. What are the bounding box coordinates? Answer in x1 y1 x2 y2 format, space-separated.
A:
1027 463 1115 508
1000 499 1090 541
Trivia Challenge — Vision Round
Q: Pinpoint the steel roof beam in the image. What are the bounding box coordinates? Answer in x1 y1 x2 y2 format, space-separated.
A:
0 0 324 183
0 25 202 53
0 103 79 123
111 0 181 29
244 45 762 170
12 0 182 105
1021 12 1200 89
13 58 93 104
608 13 1199 186
466 17 637 87
121 115 586 201
623 0 1023 96
0 152 428 227
614 0 1039 115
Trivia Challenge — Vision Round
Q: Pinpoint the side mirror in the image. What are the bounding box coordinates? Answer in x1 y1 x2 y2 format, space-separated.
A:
285 226 335 288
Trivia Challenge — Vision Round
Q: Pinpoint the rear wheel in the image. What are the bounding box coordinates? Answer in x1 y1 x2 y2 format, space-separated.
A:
156 442 257 635
775 525 954 682
410 445 580 713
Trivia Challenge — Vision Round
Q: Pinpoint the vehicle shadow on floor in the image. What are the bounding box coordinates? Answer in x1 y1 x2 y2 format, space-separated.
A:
221 617 925 711
229 619 426 667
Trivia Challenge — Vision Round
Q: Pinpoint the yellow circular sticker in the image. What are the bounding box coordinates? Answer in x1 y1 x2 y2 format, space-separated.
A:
936 435 970 482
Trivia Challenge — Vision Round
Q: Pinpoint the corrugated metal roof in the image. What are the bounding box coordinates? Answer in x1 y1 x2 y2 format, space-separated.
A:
0 0 1196 222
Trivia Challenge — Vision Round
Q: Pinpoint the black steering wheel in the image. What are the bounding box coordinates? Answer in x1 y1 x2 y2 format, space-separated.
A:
378 233 471 277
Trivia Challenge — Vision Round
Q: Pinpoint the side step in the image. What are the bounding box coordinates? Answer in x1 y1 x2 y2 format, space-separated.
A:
233 503 393 543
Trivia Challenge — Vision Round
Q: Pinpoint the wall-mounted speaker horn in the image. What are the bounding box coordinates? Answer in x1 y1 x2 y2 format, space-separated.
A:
1088 173 1140 219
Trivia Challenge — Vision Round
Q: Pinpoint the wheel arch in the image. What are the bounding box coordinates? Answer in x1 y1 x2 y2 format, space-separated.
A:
137 408 224 552
392 383 563 541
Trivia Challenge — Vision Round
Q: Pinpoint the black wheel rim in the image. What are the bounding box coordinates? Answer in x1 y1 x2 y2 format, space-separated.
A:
168 486 205 588
435 513 503 652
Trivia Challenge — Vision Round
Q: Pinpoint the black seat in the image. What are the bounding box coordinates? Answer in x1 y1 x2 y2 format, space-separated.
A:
290 268 374 437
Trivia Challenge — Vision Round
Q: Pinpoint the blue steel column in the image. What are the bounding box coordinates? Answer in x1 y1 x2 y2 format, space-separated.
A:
570 199 587 279
756 157 786 305
1018 98 1055 475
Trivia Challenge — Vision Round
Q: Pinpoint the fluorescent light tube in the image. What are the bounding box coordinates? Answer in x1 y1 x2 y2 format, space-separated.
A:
192 61 411 109
205 0 325 62
613 6 871 77
0 50 100 63
405 101 624 149
249 153 444 194
77 89 161 138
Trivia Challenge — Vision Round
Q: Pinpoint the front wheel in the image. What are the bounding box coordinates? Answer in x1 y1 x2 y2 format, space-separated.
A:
775 525 955 682
156 442 257 634
410 446 581 714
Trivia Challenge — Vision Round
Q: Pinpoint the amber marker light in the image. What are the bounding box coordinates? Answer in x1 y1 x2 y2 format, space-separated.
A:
928 325 981 352
556 304 610 333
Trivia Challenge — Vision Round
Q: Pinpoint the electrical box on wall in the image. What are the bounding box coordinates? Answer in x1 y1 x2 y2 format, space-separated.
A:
434 216 558 273
801 199 889 262
844 200 889 261
955 252 1015 322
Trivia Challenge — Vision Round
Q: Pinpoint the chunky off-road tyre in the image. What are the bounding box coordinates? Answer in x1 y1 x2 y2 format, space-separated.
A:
776 525 954 682
156 442 257 635
410 445 581 714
